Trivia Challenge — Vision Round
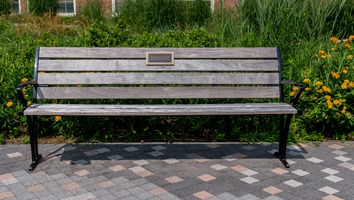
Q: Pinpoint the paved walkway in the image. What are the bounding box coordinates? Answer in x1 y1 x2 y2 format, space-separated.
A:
0 141 353 200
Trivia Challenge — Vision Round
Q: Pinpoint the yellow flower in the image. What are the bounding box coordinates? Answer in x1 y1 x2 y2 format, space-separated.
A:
325 95 331 100
6 102 13 107
300 94 303 97
339 99 345 103
316 81 322 86
77 85 83 87
349 35 354 41
333 100 340 105
349 82 354 87
22 87 26 92
335 74 340 79
348 55 353 59
327 101 333 109
38 72 45 73
321 55 327 59
293 87 298 91
344 80 350 84
345 43 352 50
322 86 331 93
330 37 338 44
329 55 332 58
305 87 311 91
22 78 28 82
27 101 31 105
336 112 340 115
52 102 56 104
55 116 62 121
343 70 347 74
290 92 295 96
320 50 326 54
303 79 311 83
53 41 55 45
316 89 323 93
341 84 348 89
37 39 41 43
315 54 318 58
342 109 346 113
331 48 334 51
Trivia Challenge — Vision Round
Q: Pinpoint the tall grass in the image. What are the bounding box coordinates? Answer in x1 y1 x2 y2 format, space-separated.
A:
210 0 346 51
116 0 211 32
0 0 11 15
76 0 108 22
28 0 59 16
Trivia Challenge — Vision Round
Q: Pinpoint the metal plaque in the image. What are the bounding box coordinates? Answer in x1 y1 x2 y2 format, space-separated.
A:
146 52 174 66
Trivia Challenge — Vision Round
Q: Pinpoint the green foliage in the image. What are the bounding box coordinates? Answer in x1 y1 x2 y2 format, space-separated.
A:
0 133 5 144
0 0 11 15
297 36 354 138
326 0 354 37
76 0 108 22
117 0 211 32
80 18 129 47
28 0 60 16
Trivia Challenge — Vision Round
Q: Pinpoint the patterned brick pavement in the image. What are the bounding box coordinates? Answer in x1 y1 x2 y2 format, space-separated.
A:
0 141 353 200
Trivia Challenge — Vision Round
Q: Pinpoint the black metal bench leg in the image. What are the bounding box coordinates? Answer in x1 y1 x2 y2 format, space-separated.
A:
274 114 291 168
27 116 42 171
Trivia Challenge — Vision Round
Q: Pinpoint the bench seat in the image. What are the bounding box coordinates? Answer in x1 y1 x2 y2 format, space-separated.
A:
23 103 298 116
17 47 304 171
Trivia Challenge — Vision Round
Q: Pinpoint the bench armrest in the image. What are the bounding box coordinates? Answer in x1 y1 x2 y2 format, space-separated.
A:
16 81 36 114
280 80 304 106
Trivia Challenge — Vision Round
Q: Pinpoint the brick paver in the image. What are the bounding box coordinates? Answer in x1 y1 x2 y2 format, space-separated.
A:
0 142 353 199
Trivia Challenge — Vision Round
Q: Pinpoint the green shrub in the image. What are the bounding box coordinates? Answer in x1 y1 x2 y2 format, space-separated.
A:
80 18 129 47
28 0 59 16
0 0 11 15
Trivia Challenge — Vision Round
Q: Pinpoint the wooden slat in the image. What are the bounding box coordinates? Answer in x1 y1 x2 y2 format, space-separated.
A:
36 87 280 99
24 106 297 116
38 60 279 72
28 103 292 109
37 73 279 85
39 47 278 59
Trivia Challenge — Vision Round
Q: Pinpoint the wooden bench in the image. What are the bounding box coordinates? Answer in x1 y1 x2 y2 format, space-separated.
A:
17 47 304 171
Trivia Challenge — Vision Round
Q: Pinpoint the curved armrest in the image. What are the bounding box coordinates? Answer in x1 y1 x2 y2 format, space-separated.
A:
16 81 37 108
280 80 304 106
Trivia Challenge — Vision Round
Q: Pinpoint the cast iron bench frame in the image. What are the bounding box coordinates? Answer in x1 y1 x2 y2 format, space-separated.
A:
17 47 304 171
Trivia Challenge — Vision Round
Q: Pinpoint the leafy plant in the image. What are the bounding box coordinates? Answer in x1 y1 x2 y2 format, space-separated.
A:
28 0 59 16
0 133 5 144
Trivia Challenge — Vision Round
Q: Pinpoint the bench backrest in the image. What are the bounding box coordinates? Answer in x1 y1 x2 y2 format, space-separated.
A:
33 47 284 103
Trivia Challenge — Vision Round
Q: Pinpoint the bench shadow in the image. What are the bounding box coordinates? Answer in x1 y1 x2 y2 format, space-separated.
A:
41 143 308 167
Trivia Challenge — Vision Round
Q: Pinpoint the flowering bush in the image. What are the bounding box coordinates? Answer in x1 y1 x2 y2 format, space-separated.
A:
297 35 354 137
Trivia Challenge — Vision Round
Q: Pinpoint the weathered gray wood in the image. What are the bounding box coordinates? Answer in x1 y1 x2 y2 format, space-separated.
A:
37 73 279 85
28 103 292 109
36 87 280 99
38 60 279 72
24 106 297 116
39 47 278 59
